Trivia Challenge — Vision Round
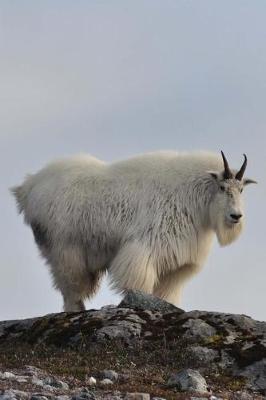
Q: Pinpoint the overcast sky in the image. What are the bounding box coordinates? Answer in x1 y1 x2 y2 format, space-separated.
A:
0 1 265 321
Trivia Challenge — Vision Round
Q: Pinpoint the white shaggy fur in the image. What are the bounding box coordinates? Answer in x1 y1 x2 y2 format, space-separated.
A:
11 151 255 311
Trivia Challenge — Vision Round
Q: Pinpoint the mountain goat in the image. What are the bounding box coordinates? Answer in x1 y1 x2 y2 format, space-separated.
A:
12 151 256 311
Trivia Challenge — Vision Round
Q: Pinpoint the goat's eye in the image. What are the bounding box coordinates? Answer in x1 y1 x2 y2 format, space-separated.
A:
220 186 225 192
240 188 243 193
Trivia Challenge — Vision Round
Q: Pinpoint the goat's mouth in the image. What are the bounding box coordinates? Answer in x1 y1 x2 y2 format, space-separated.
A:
225 216 243 227
225 218 239 227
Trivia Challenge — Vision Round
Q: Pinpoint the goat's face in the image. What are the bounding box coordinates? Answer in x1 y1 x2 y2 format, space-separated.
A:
209 152 256 246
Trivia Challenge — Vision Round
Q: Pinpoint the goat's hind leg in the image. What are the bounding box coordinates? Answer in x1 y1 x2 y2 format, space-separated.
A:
58 271 104 312
49 246 103 312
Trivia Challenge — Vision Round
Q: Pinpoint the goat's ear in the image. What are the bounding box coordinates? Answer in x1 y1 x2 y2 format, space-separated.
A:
208 171 219 181
243 178 258 186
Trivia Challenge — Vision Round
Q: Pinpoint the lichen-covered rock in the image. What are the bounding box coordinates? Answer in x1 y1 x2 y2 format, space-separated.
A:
101 370 118 381
119 290 182 314
94 320 143 342
167 369 208 393
0 291 265 397
182 318 217 340
235 359 266 393
124 394 150 400
188 346 218 365
99 378 113 386
43 377 69 390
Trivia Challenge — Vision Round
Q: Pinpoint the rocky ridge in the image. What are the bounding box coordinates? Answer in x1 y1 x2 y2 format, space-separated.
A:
0 291 265 400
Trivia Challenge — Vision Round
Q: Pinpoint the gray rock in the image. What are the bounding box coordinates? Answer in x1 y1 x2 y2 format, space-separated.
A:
232 393 254 400
101 370 118 381
0 395 14 400
0 372 16 380
86 376 97 386
125 394 150 400
0 372 29 384
190 398 209 400
182 319 216 340
71 391 96 400
95 320 142 342
15 376 29 383
209 397 223 400
24 366 43 377
8 390 29 399
188 346 218 364
99 378 113 385
0 390 30 400
152 398 167 400
31 377 44 387
167 369 208 393
42 386 55 393
30 397 49 400
218 350 235 369
43 377 69 390
119 290 182 314
236 358 266 393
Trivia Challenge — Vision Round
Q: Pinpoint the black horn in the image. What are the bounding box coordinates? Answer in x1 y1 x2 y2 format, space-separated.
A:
235 154 247 181
221 151 233 179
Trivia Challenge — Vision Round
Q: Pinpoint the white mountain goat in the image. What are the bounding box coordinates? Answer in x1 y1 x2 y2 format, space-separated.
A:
12 151 256 311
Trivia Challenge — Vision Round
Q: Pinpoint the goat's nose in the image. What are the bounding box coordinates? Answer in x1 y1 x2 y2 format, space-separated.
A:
230 213 242 221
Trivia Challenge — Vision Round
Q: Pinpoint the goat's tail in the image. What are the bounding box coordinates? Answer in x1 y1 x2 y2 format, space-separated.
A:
10 175 33 214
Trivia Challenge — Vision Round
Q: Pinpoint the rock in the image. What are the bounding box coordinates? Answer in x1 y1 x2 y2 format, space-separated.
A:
0 293 265 397
8 390 29 399
86 376 97 386
119 290 182 314
42 385 55 392
99 378 113 385
31 377 44 387
233 392 254 399
209 397 223 400
236 358 266 393
24 366 43 377
218 349 235 369
0 372 16 380
188 346 218 365
71 390 96 400
78 388 96 399
0 371 29 383
0 390 30 400
95 320 142 342
125 394 150 400
190 398 209 400
152 398 167 400
182 319 217 340
43 376 69 390
0 395 13 400
119 373 130 382
101 370 118 381
15 376 29 383
167 369 208 393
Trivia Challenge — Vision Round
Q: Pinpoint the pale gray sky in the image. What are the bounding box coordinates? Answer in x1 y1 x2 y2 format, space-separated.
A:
0 1 265 321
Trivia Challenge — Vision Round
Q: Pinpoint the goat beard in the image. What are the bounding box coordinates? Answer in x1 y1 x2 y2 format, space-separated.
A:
215 218 244 247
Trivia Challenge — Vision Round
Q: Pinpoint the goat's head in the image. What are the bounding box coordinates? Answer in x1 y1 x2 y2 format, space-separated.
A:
209 151 257 246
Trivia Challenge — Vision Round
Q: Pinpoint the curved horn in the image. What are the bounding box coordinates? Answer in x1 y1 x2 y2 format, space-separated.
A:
221 151 233 179
235 154 247 181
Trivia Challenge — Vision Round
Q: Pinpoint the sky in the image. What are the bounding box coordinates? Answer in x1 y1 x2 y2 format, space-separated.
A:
0 1 265 321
